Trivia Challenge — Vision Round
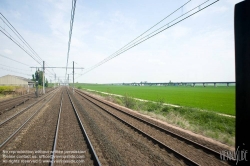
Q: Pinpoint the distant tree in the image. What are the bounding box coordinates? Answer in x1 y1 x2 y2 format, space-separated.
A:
32 74 35 81
169 80 172 86
45 79 48 87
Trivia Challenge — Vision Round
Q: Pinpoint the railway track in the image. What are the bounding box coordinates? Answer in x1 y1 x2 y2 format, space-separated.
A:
49 89 101 165
0 88 59 150
0 94 33 114
0 88 57 127
0 88 56 114
75 89 234 166
0 93 31 104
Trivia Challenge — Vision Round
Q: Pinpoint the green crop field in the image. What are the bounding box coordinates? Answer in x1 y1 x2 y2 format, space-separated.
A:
76 84 235 115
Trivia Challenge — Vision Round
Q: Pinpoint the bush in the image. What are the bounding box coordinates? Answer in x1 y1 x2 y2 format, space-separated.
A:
0 86 16 93
161 106 171 113
123 93 136 109
145 102 160 112
114 97 123 105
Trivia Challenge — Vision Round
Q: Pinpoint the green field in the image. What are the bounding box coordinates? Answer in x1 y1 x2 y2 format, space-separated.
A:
76 84 235 115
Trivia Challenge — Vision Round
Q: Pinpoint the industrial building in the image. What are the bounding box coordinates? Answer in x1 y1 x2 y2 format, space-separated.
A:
0 75 35 87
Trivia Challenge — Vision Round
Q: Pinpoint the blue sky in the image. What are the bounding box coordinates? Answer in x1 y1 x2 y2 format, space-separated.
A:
0 0 242 83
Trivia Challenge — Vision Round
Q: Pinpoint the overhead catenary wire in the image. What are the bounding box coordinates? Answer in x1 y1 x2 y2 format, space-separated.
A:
77 0 218 78
89 0 211 69
83 0 212 74
105 0 210 63
0 25 29 53
0 13 56 75
0 67 31 77
0 29 54 79
0 12 43 62
0 28 42 66
0 26 40 65
117 0 211 51
0 63 31 72
0 54 30 67
65 0 77 80
0 54 54 79
96 0 192 67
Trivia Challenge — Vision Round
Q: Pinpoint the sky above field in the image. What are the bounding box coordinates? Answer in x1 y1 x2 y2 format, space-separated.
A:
0 0 242 84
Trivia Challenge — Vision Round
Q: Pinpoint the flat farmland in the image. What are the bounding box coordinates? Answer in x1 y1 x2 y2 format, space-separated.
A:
76 84 235 116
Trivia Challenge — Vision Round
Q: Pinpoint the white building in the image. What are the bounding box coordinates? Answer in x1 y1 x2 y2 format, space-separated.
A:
0 75 35 88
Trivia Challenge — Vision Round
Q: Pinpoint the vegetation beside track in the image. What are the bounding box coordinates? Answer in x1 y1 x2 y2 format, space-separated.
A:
0 86 16 93
76 84 235 147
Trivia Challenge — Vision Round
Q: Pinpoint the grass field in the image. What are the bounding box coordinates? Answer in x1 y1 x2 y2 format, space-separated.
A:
76 84 235 115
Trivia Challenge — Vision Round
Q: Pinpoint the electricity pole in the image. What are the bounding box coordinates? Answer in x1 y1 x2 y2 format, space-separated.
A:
30 62 83 91
54 74 56 88
73 61 75 94
43 61 45 94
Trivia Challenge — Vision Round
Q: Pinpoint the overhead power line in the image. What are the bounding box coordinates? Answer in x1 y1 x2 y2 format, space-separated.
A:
81 0 191 75
0 28 42 65
0 13 55 75
0 54 30 67
0 66 31 77
0 13 43 62
65 0 77 79
0 26 40 65
104 0 191 64
77 0 219 78
0 63 31 72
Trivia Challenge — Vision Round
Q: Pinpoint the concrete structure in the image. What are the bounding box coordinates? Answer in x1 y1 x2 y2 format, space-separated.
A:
0 75 35 88
121 82 235 87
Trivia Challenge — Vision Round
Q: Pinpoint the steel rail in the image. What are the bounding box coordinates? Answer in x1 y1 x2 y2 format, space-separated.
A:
0 93 32 104
0 88 57 126
75 89 235 165
0 87 55 105
49 91 63 166
0 88 59 149
0 98 29 111
67 90 101 166
75 90 198 166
